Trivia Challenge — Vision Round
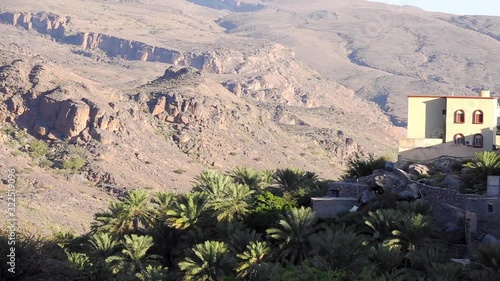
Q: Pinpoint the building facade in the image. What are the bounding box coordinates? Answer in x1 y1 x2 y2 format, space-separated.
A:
399 91 499 161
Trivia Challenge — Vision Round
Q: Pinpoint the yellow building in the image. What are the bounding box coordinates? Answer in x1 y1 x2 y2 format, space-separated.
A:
399 90 499 161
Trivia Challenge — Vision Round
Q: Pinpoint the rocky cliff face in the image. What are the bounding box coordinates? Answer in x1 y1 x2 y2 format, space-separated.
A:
0 11 68 37
0 11 225 72
0 59 122 142
70 32 226 73
0 10 328 107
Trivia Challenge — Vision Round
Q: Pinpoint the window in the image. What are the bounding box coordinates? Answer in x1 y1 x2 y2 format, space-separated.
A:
454 110 465 123
473 110 484 124
473 134 483 148
454 134 465 145
488 203 493 213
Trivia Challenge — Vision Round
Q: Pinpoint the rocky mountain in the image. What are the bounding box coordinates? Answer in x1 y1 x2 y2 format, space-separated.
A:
4 0 495 234
213 0 500 125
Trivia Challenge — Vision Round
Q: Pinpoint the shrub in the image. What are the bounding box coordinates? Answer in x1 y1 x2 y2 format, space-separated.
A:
29 140 49 159
245 191 297 232
252 191 297 213
271 264 347 281
342 156 387 179
63 155 85 172
39 157 54 168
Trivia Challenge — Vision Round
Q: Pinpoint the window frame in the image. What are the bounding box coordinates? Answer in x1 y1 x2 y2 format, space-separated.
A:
473 134 484 148
454 110 465 124
473 110 484 124
453 134 465 145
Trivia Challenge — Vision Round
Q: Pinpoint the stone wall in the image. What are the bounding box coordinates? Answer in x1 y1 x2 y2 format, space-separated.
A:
477 213 500 238
311 197 358 219
327 182 369 198
416 182 500 239
417 183 481 210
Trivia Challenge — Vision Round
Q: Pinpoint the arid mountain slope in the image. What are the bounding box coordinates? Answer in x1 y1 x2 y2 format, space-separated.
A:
214 0 500 125
0 51 374 234
0 0 409 234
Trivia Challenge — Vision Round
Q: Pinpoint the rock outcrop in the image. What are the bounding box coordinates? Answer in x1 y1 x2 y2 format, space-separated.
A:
0 11 226 73
0 11 68 37
69 32 225 73
0 59 122 142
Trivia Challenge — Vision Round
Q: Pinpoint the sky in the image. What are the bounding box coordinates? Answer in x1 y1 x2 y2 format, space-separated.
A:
369 0 500 16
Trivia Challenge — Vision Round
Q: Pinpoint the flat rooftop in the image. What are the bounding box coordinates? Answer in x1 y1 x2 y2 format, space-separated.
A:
311 197 358 201
408 95 497 100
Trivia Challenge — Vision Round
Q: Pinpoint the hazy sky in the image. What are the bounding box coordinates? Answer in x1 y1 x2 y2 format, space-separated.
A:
370 0 500 16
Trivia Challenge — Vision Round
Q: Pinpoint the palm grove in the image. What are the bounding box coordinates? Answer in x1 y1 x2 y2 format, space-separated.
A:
1 165 500 281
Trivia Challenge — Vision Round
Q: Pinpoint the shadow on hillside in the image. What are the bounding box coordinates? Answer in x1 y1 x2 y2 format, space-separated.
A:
187 0 265 12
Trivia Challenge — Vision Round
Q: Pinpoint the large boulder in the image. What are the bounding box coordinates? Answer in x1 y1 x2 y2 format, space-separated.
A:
433 158 455 173
393 168 412 184
407 183 421 198
150 96 166 116
397 190 416 201
374 172 408 193
444 222 460 233
408 164 431 177
54 100 90 139
482 234 499 245
434 203 465 228
6 95 26 115
442 174 464 190
360 189 376 204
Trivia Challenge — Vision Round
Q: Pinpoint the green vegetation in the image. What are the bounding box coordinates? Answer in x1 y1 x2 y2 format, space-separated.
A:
0 124 90 172
1 167 499 280
342 156 387 179
63 155 86 172
462 152 500 193
28 139 49 158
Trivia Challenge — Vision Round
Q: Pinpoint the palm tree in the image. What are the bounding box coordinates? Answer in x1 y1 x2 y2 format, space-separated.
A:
230 167 260 189
227 228 262 254
88 232 119 258
368 243 405 275
93 201 131 235
105 234 162 277
407 247 448 272
362 209 403 246
463 151 500 183
274 168 317 191
192 170 233 199
387 213 442 253
396 200 433 217
236 241 276 280
121 189 156 231
427 263 464 281
259 170 276 188
230 167 273 191
93 190 156 235
64 250 91 271
475 241 500 273
167 192 208 230
152 191 175 218
266 206 317 264
136 265 169 281
308 224 366 270
178 240 232 281
210 184 254 222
